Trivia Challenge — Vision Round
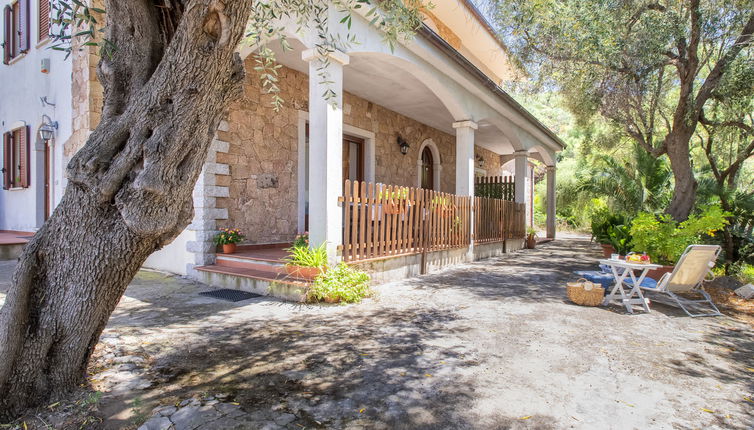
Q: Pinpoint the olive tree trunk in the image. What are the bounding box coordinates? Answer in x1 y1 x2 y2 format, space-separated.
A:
0 0 253 419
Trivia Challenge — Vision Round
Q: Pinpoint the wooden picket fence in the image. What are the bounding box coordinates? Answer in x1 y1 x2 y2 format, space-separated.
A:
340 180 525 262
475 175 515 201
474 197 526 244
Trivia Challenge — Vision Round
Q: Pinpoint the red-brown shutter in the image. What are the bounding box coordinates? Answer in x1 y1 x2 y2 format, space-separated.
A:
19 125 30 188
2 6 10 65
38 0 49 42
2 132 10 189
18 0 30 52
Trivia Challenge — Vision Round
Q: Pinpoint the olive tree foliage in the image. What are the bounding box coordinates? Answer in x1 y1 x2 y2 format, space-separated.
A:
0 0 424 419
489 0 754 221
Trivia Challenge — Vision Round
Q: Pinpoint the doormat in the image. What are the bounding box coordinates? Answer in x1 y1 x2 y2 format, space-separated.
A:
199 289 261 302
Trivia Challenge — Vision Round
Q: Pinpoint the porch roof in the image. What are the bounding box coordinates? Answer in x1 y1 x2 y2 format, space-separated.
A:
416 25 566 152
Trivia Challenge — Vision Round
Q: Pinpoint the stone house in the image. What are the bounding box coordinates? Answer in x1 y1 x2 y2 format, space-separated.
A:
1 1 563 298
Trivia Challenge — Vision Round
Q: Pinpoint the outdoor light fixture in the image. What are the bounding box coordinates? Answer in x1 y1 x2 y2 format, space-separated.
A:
39 114 58 142
397 135 410 155
476 155 485 168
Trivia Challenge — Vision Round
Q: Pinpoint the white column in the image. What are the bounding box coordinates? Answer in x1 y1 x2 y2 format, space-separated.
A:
302 48 349 263
453 120 477 254
453 120 477 196
546 165 556 239
513 150 528 205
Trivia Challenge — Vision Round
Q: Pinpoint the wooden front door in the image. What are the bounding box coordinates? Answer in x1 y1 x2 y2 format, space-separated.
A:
343 135 364 183
44 143 51 220
421 146 434 190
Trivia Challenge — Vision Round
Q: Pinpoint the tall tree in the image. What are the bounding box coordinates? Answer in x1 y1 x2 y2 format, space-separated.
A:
490 0 754 220
0 0 424 419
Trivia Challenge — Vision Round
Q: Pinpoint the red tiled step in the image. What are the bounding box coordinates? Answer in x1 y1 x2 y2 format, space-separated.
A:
195 264 311 287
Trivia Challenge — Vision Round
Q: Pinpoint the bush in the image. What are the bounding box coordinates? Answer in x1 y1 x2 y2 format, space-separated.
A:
739 264 754 284
630 205 729 265
283 242 328 268
590 208 630 245
307 263 371 303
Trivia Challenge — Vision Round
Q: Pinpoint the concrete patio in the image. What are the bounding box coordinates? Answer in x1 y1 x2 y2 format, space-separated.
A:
0 237 752 429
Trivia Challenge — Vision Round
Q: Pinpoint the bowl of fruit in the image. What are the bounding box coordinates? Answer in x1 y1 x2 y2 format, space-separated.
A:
626 252 651 264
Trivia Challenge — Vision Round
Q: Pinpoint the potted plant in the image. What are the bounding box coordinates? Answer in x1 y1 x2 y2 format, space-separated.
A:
215 228 244 254
630 205 729 278
606 224 632 257
306 263 371 304
526 227 537 249
591 210 630 257
283 241 328 281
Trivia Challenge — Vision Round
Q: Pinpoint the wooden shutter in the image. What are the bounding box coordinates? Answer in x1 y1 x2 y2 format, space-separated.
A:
19 125 30 188
2 6 10 65
2 132 10 189
38 0 49 42
18 0 30 52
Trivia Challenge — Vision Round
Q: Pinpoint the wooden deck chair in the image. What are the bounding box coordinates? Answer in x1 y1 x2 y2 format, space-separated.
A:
634 245 722 317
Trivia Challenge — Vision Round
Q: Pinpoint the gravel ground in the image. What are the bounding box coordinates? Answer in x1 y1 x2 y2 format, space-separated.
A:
1 238 752 430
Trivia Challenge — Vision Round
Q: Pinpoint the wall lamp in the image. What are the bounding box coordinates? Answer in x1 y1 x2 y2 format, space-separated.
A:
39 114 58 142
397 135 410 155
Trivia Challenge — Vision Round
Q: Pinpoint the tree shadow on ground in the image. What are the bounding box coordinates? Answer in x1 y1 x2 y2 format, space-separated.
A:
402 239 602 303
98 305 560 429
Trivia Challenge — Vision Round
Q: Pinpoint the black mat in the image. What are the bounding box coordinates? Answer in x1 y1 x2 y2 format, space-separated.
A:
199 289 261 302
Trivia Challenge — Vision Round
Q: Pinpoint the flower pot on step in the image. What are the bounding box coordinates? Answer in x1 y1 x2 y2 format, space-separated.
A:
286 265 323 281
526 236 537 249
222 243 237 254
600 243 615 258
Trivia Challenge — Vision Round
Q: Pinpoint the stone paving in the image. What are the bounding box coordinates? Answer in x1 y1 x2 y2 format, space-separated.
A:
1 237 752 430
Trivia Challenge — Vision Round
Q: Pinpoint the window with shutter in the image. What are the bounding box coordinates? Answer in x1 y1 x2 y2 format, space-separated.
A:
2 132 10 190
2 6 11 64
2 0 29 64
18 0 29 52
38 0 49 42
2 126 30 189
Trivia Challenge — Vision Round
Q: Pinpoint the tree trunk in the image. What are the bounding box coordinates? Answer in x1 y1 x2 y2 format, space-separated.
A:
0 0 253 419
665 131 698 222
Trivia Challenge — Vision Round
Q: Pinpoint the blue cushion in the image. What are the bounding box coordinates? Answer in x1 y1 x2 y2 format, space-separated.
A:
574 270 615 287
623 277 659 289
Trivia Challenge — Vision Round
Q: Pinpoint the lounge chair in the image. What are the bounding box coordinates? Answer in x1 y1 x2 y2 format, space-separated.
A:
623 245 722 317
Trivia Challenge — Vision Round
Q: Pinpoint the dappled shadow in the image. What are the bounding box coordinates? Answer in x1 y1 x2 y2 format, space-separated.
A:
402 239 601 303
98 305 495 429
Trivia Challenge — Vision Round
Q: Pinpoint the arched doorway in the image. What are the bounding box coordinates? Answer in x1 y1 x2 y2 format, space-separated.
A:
421 146 434 190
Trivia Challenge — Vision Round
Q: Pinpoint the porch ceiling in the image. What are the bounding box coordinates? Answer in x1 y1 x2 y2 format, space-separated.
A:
265 39 516 155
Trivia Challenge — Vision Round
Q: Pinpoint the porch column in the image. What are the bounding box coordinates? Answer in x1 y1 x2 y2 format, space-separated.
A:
546 165 556 239
302 48 349 263
453 120 477 254
453 120 477 196
513 150 528 205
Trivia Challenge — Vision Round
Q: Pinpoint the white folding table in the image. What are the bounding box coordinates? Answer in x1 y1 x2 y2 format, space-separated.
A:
599 259 662 314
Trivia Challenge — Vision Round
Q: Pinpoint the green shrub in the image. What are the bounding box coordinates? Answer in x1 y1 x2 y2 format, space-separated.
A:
630 205 729 265
307 263 371 303
606 223 632 255
590 208 630 244
283 242 328 268
736 263 754 284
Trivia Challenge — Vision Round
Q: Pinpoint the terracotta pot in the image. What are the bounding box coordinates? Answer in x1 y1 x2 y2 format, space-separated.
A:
526 236 537 249
323 296 340 304
222 243 237 254
600 243 616 258
286 265 323 281
646 265 674 280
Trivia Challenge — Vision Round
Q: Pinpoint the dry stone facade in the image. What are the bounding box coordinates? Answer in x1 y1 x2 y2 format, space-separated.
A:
214 61 502 245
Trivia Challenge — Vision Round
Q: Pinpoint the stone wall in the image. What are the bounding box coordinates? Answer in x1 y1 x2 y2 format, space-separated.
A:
64 0 104 158
216 62 500 245
474 145 503 176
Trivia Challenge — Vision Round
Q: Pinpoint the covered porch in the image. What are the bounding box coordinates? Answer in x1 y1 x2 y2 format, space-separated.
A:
172 10 563 285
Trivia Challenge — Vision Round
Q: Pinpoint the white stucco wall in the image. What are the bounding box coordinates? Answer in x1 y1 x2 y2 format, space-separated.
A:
143 229 196 276
0 0 72 231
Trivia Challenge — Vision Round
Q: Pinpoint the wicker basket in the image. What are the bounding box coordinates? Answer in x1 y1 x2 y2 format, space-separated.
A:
566 278 605 307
